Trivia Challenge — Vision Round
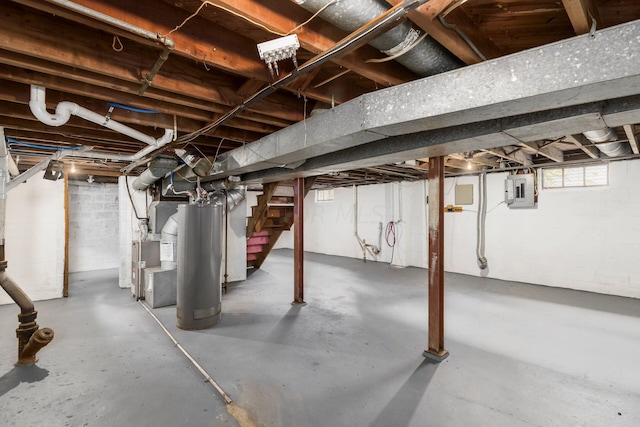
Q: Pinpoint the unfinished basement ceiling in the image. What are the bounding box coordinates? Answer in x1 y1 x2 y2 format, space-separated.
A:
2 0 640 186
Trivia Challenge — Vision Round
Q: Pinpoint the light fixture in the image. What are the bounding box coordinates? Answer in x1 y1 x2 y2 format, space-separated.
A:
43 160 64 181
257 34 300 78
467 161 473 170
87 175 94 184
70 162 76 173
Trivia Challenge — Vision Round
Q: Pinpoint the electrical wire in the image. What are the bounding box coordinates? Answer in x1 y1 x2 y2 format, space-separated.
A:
124 175 148 220
385 221 396 247
365 31 428 63
106 102 158 114
286 0 338 35
385 221 398 266
6 137 83 151
175 1 419 145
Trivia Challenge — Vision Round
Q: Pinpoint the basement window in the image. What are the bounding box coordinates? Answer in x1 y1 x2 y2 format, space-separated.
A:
542 164 608 189
316 189 334 202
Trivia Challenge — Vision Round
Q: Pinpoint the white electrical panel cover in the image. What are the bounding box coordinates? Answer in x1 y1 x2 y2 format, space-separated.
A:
505 174 536 208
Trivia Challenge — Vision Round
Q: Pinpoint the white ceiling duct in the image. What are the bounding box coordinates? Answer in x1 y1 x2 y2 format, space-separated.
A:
583 128 630 157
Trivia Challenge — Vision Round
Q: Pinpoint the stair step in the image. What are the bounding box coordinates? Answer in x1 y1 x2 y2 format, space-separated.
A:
248 236 269 245
247 245 264 254
267 207 291 218
247 253 258 261
251 230 271 237
269 196 294 204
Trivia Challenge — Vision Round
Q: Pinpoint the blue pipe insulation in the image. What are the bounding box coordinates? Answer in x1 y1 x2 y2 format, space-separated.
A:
106 102 158 114
6 137 83 151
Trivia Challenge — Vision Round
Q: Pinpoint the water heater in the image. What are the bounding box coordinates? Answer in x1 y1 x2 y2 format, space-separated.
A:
176 202 223 330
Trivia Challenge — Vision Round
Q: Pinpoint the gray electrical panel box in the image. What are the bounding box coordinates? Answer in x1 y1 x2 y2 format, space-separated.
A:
505 174 536 209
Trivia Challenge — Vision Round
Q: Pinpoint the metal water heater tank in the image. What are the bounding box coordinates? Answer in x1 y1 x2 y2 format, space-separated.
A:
176 202 223 330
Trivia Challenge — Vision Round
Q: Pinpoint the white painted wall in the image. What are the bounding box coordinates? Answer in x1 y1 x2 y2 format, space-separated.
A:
68 181 119 272
1 172 64 304
275 159 640 299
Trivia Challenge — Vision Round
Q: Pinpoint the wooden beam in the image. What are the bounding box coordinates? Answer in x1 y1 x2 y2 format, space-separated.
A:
418 0 467 19
0 63 295 128
192 0 416 86
424 156 448 362
564 134 599 159
293 177 305 305
387 0 502 64
0 81 278 135
562 0 593 35
13 0 367 103
481 147 532 166
0 3 308 120
519 141 564 163
623 124 640 155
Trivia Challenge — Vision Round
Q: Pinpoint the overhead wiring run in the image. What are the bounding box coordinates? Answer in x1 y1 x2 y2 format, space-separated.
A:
175 0 429 145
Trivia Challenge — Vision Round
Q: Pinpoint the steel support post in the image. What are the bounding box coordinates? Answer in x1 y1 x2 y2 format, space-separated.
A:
293 177 305 304
424 156 448 362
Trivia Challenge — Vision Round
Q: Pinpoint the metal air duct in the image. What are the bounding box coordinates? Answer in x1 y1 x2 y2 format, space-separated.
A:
583 128 630 157
293 0 461 76
160 212 179 271
132 157 179 191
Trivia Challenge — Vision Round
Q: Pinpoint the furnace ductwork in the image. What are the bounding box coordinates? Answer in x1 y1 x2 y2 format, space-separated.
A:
293 0 461 76
133 157 179 191
583 128 630 157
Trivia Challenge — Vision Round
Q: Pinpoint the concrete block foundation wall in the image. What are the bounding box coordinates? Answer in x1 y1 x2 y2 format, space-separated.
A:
276 159 640 299
68 181 119 273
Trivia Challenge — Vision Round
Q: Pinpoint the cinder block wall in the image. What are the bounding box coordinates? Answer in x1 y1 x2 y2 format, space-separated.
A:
68 181 119 272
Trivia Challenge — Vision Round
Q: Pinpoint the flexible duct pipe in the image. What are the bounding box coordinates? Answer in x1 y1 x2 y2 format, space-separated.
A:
293 0 461 76
476 173 488 269
132 157 179 191
583 128 630 157
160 213 179 270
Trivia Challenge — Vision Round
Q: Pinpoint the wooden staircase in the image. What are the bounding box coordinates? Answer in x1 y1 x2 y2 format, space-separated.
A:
246 179 315 269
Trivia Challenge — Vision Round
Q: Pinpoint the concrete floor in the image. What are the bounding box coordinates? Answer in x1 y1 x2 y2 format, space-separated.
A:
1 249 639 426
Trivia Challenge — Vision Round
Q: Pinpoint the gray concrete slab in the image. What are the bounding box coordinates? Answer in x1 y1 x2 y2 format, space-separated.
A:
0 269 237 427
1 253 639 426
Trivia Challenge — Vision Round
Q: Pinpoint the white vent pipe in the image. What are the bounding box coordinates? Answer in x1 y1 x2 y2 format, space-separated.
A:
28 85 173 161
583 128 630 157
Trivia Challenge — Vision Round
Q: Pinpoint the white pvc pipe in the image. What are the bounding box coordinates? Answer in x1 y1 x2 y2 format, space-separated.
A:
28 85 174 161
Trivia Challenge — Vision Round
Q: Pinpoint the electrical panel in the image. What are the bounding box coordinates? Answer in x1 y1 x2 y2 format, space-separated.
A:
505 174 536 209
455 184 474 205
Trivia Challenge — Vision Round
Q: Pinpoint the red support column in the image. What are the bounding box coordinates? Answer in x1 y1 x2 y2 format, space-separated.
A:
293 177 305 304
424 156 448 362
